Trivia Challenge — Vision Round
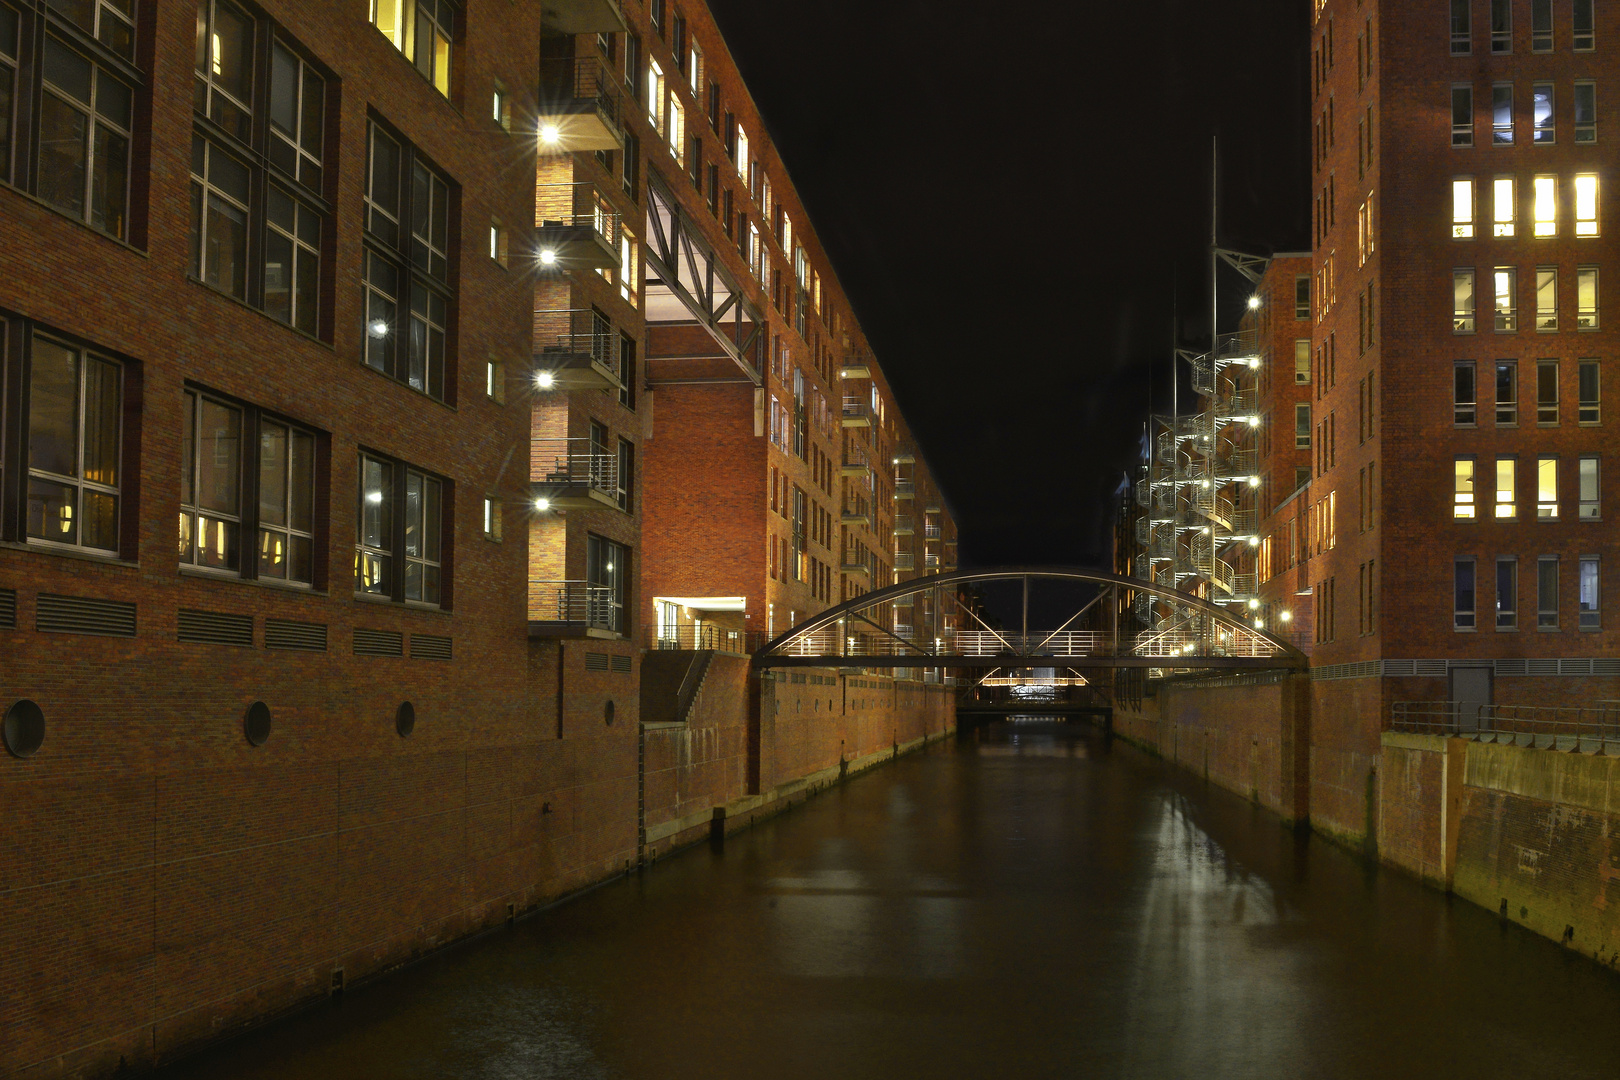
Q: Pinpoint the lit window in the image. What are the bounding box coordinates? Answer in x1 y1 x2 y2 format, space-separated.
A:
1497 557 1517 629
27 338 123 553
1533 83 1554 143
482 497 501 541
647 57 664 128
1575 173 1599 236
667 93 684 157
1452 85 1474 147
1578 267 1599 328
1456 557 1477 629
1580 456 1601 519
1455 457 1477 519
1296 403 1311 448
1579 359 1600 423
491 86 505 126
1536 267 1557 329
1537 360 1559 424
1538 456 1559 518
1493 267 1516 331
1451 0 1472 53
1295 339 1311 384
1529 175 1556 236
1575 82 1596 144
1496 456 1516 518
1496 361 1518 425
1492 83 1513 144
1532 0 1553 50
485 359 503 403
1581 557 1601 629
489 220 506 266
1453 178 1475 237
369 0 454 97
1538 555 1559 628
736 124 749 182
1453 268 1476 332
356 453 444 606
1491 0 1511 51
1493 176 1515 236
1455 361 1477 425
1574 0 1594 49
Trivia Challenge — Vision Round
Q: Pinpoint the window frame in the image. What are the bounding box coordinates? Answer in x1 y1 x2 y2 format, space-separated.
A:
1492 82 1513 145
1455 456 1477 520
1455 360 1477 426
1496 556 1517 629
367 0 456 99
1455 556 1477 630
1580 556 1601 629
1537 555 1560 629
1537 454 1559 519
1454 268 1476 333
1579 359 1600 424
355 449 449 608
1580 455 1601 520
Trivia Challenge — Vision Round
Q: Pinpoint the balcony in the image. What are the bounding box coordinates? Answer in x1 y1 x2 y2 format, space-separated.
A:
893 480 915 500
840 356 872 379
893 449 915 465
842 550 871 575
535 183 621 270
841 500 872 527
924 522 942 540
533 308 623 392
924 552 941 569
894 514 914 535
532 437 619 510
529 580 616 637
894 551 915 571
841 395 870 427
840 451 870 477
541 0 626 33
537 56 624 153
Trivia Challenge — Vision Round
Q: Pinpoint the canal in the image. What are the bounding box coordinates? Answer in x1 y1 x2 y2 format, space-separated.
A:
159 722 1620 1079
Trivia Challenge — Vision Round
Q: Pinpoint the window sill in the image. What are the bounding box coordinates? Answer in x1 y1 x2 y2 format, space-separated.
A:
0 540 138 569
1454 626 1478 632
352 591 453 616
358 360 459 412
179 565 326 597
0 179 148 257
186 275 335 352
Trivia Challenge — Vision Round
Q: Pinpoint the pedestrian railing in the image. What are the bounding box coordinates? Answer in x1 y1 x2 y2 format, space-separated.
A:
1391 700 1620 750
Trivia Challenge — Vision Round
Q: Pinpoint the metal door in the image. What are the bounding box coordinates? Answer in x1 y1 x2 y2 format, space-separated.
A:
1449 666 1493 732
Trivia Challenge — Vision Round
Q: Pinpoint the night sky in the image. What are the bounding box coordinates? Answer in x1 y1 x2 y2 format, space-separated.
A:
707 0 1311 568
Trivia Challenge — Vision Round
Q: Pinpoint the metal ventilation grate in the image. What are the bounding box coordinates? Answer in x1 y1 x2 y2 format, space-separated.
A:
410 633 452 661
266 619 328 652
36 593 136 637
353 628 404 657
1595 659 1620 676
0 588 15 630
610 654 632 674
585 651 609 671
177 608 253 647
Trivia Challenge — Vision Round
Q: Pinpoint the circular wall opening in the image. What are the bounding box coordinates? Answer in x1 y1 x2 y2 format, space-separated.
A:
604 699 615 726
396 701 416 738
3 700 45 758
243 701 272 747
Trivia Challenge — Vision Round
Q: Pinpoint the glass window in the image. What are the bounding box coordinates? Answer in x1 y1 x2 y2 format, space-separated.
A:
618 333 637 410
370 0 454 97
1454 268 1476 332
1452 0 1471 53
1453 178 1475 238
402 469 441 604
1537 360 1559 423
1496 361 1518 424
1455 457 1477 519
1296 402 1311 448
38 34 132 238
482 495 501 540
1578 267 1599 328
1575 82 1596 144
1580 360 1600 423
1533 83 1554 143
1497 557 1517 629
1536 267 1557 330
1491 0 1511 51
1580 456 1601 519
1533 175 1557 236
1574 0 1594 49
194 0 254 140
1493 267 1516 331
1575 174 1599 236
356 453 392 596
616 438 633 512
1538 455 1559 519
586 533 627 633
46 0 133 57
1538 556 1559 628
356 452 445 605
1455 361 1477 425
1495 456 1517 518
1581 557 1600 629
268 40 325 193
1532 0 1553 50
1452 85 1474 147
190 136 250 299
179 390 242 572
1493 176 1515 236
26 337 120 552
0 6 16 184
1492 83 1513 144
1294 275 1310 318
1295 339 1311 384
257 417 315 583
1456 557 1477 629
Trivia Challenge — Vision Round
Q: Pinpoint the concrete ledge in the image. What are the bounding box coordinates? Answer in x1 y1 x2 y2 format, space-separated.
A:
1382 731 1451 753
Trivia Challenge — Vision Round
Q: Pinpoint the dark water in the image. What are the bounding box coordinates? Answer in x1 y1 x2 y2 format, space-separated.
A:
160 722 1620 1080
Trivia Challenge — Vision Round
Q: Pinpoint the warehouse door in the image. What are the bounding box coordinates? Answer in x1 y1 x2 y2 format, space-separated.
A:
1448 666 1493 732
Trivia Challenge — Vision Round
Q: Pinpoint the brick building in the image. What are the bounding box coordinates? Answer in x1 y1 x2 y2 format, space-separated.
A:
0 0 956 1074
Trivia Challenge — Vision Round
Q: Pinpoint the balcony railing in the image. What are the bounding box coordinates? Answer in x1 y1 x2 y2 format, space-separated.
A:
537 56 624 151
649 624 759 654
924 522 942 540
842 549 872 574
894 552 915 571
532 580 614 627
533 308 622 391
535 182 621 269
894 515 914 535
893 480 916 499
841 449 870 476
533 437 618 501
841 396 871 427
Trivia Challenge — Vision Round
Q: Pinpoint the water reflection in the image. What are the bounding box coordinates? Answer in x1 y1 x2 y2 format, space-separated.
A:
158 721 1620 1080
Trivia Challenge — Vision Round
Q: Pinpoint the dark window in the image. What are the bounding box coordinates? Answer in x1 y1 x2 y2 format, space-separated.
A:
1454 361 1477 425
707 80 719 130
623 31 640 97
363 118 455 401
0 316 134 558
190 1 330 336
1294 274 1310 318
356 451 447 607
1451 0 1471 53
179 386 319 586
616 438 633 512
0 2 139 238
621 127 639 201
586 533 627 633
618 333 636 410
650 0 664 38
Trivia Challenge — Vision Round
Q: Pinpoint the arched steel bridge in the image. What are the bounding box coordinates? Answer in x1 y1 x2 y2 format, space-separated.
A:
751 567 1307 672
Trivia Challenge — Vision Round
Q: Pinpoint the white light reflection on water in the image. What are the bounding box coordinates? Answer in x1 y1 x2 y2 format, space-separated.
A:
1117 791 1314 1077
